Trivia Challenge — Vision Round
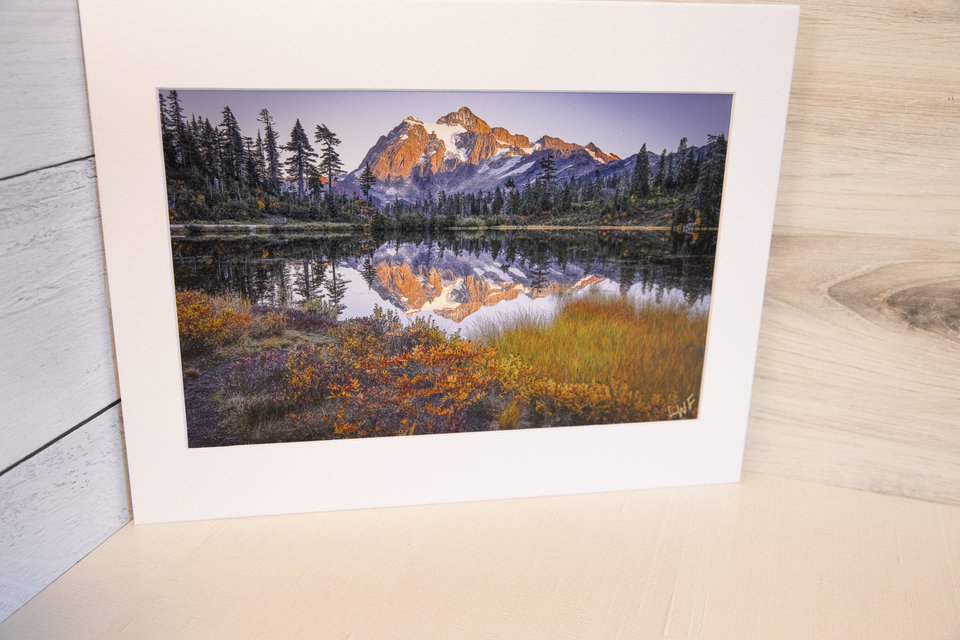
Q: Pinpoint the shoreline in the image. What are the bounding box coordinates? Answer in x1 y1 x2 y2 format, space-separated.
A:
169 222 693 233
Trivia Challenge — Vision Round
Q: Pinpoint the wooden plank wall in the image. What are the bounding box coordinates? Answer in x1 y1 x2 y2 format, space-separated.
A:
0 0 129 621
0 0 956 623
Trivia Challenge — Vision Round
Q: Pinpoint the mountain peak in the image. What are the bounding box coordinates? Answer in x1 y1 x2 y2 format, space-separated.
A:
351 105 626 189
437 106 491 134
585 141 620 163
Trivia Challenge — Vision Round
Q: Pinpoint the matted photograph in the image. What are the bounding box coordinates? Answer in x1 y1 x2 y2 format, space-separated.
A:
163 90 731 447
78 0 798 522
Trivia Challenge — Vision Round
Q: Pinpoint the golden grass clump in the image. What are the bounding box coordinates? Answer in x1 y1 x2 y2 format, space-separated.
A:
481 292 707 422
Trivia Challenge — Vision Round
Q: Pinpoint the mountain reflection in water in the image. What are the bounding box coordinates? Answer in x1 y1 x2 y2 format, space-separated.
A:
171 228 716 336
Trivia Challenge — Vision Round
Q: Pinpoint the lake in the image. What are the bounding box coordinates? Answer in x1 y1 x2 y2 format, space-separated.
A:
171 227 717 337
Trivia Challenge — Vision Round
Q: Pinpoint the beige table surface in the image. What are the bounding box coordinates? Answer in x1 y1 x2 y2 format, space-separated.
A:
2 471 958 639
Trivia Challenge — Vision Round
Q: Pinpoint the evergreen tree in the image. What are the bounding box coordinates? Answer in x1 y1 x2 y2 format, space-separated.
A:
315 123 344 204
559 176 575 212
683 150 699 190
630 143 650 198
200 118 221 192
675 137 689 189
243 136 261 190
219 106 245 186
538 151 557 184
694 133 728 225
164 90 187 169
255 130 267 189
257 108 282 194
158 93 176 166
359 161 376 200
653 149 667 192
283 118 318 199
185 115 205 173
491 186 504 216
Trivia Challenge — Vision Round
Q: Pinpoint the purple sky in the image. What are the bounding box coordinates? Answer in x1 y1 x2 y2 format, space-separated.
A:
163 90 732 171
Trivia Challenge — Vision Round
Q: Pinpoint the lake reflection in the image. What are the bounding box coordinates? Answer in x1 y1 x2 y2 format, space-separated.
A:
172 228 716 337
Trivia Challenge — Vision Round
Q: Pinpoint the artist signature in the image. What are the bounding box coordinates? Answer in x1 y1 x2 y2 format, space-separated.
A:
669 394 697 420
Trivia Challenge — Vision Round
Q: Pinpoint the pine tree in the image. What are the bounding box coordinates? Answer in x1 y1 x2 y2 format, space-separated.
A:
315 123 344 204
694 133 727 225
538 152 557 184
255 130 267 189
219 106 245 186
201 118 221 192
559 176 575 212
158 93 175 166
164 90 187 169
630 143 650 198
359 161 376 200
257 108 282 195
243 136 260 190
491 186 504 216
283 119 318 199
653 149 667 192
186 115 205 173
675 137 689 189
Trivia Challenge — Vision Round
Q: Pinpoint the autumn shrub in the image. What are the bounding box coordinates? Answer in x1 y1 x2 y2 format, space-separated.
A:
297 298 342 320
218 315 499 442
176 290 252 355
256 303 338 331
251 310 287 338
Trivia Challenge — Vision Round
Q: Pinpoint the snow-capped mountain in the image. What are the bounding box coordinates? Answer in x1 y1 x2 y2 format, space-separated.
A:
338 106 631 204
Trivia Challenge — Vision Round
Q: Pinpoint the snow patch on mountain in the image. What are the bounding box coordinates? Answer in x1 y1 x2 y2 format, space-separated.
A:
421 121 468 161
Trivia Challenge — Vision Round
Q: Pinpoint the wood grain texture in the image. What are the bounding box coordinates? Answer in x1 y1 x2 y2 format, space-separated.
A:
733 0 960 501
0 0 93 178
0 407 129 622
746 233 960 502
0 159 118 469
0 472 956 639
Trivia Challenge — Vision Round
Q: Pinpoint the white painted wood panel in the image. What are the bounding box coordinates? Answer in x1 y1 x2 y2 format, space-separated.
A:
0 160 118 470
0 472 956 639
0 0 93 178
0 407 129 621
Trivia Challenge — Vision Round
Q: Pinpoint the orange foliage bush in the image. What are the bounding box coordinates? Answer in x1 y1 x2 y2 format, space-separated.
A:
176 291 251 354
252 310 287 338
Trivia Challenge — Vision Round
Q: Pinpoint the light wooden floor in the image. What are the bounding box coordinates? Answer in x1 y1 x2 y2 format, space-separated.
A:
2 471 958 639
